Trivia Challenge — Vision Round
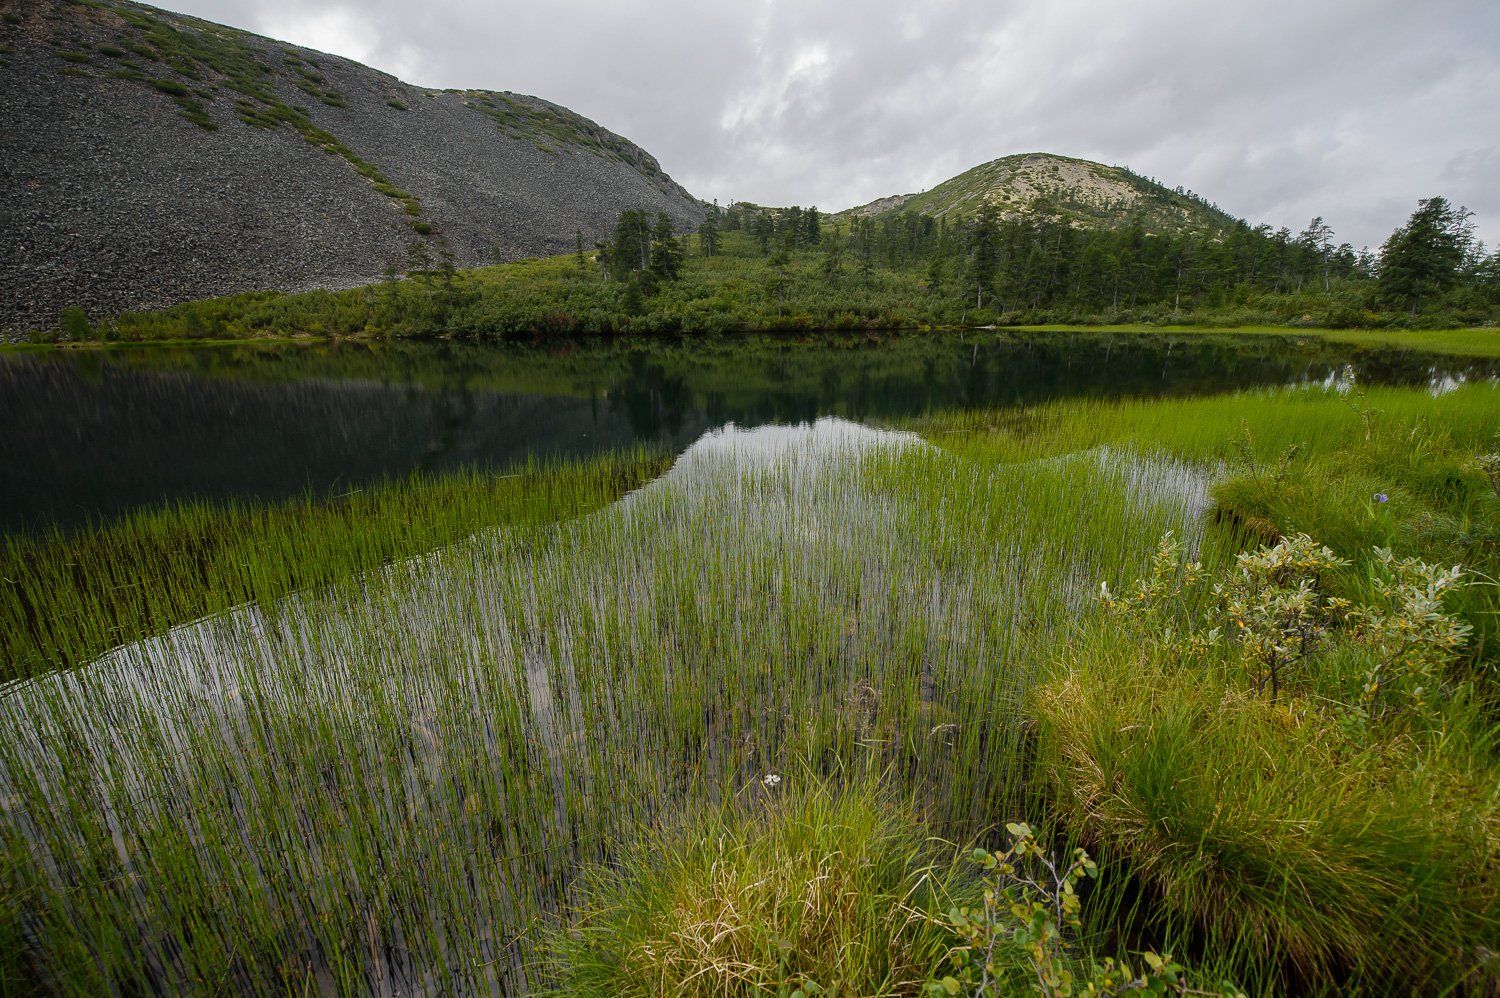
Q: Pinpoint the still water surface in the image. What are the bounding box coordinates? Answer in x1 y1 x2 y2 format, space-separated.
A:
2 330 1493 534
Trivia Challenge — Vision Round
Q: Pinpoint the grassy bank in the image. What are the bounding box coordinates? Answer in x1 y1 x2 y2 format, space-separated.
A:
1013 323 1500 358
910 382 1499 991
19 228 1498 346
1 383 1496 994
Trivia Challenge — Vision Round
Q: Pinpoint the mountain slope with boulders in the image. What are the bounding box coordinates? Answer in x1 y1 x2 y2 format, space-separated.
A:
0 0 704 336
844 152 1239 234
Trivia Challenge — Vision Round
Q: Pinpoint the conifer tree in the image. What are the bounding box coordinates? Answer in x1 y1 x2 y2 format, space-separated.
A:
698 204 721 258
1379 197 1468 317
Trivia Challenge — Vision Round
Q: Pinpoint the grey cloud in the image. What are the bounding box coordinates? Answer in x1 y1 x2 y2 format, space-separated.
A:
165 0 1498 248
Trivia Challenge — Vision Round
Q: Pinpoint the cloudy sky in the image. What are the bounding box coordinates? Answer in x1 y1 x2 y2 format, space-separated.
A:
165 0 1498 250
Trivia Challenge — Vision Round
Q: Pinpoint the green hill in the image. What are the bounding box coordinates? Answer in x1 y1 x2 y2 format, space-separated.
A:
845 152 1240 234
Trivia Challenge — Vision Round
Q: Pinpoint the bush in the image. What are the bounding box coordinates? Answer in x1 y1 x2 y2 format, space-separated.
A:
931 823 1243 997
58 306 92 340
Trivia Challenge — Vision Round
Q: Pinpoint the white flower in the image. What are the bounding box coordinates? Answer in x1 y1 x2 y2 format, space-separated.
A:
762 773 782 788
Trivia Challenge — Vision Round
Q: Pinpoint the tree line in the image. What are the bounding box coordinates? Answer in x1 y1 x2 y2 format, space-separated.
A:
40 195 1496 343
685 196 1497 323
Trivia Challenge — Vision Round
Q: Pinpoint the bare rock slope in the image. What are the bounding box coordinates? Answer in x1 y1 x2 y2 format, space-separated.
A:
0 0 704 334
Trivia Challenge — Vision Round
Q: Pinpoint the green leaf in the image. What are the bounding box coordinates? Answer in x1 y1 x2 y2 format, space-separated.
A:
941 976 962 995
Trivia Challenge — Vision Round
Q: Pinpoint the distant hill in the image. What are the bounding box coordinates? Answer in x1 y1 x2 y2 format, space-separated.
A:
843 152 1239 234
0 0 704 335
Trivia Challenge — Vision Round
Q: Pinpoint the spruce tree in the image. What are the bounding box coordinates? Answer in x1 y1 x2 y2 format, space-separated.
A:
1379 197 1468 317
698 206 721 258
967 207 1000 309
648 214 684 287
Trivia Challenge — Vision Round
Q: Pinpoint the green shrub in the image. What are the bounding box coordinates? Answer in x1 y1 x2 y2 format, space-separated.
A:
932 823 1243 997
58 306 92 340
1038 538 1498 993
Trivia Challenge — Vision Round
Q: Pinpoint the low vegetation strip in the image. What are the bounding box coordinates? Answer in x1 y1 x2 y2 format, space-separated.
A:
19 191 1499 343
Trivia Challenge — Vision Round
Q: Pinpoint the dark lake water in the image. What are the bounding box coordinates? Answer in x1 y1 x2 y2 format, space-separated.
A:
2 330 1495 534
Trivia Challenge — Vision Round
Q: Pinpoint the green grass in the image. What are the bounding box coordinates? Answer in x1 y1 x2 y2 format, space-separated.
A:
910 382 1499 992
549 776 972 995
1033 631 1498 991
1 382 1496 994
0 451 667 684
1015 323 1500 358
915 381 1500 661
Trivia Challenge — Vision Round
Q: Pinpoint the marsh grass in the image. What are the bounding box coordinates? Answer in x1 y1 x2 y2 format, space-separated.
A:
1033 622 1499 993
0 417 1199 993
2 382 1496 994
549 775 971 996
905 382 1500 993
916 382 1500 666
0 451 668 684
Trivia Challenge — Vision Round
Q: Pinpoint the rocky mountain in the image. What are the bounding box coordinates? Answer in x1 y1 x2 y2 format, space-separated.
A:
0 0 704 335
844 152 1238 234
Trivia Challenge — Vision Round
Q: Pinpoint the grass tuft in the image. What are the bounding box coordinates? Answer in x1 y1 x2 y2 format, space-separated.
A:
548 777 964 996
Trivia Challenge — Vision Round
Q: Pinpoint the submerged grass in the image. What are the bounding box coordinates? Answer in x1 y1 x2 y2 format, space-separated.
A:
0 418 1198 992
1 380 1496 994
0 451 668 684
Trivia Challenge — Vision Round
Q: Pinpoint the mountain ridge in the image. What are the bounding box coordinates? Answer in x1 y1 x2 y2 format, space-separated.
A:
0 0 704 334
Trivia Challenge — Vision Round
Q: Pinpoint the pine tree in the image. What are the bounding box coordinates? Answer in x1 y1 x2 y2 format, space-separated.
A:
767 248 791 321
405 238 434 310
1300 217 1335 292
821 240 844 286
600 210 654 283
925 257 944 295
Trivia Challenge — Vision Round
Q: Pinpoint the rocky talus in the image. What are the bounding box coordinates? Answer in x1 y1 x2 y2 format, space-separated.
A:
0 0 704 335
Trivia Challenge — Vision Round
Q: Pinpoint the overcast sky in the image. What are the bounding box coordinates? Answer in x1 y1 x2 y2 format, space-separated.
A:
165 0 1498 250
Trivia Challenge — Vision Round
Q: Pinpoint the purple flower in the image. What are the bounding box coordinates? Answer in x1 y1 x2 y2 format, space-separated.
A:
1374 493 1389 504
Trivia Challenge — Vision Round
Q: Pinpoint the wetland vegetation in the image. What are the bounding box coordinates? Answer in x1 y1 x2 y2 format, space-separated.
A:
22 194 1500 346
1 332 1497 995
